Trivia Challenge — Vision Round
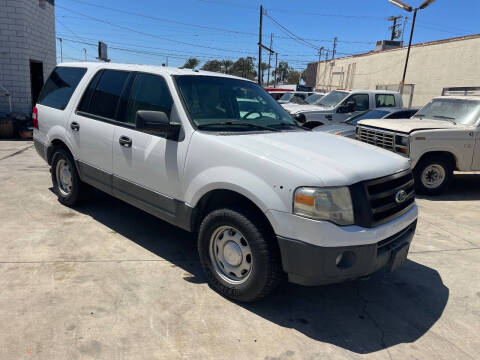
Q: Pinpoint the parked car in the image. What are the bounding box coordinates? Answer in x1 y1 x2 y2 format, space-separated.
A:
357 94 480 194
277 91 316 104
33 63 418 301
282 92 326 113
285 89 403 129
264 87 293 101
315 107 419 138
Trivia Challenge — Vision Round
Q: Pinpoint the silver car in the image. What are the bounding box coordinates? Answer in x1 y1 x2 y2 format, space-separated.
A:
313 107 419 138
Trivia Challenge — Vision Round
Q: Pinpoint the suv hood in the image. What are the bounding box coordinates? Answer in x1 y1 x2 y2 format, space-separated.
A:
358 118 458 133
215 131 410 186
282 103 331 114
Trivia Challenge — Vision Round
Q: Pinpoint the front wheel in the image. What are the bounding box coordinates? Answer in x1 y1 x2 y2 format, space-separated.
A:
198 208 282 302
413 156 453 195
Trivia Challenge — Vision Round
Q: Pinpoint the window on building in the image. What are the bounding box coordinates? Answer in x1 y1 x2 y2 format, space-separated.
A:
37 67 87 110
124 73 173 124
88 70 130 119
375 94 396 107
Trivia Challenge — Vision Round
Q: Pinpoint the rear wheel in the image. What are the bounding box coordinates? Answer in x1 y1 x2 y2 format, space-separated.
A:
51 149 85 206
198 208 282 302
413 156 453 195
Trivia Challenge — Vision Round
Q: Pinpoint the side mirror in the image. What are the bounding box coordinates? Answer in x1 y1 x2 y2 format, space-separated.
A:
135 110 181 140
294 113 306 124
338 101 356 113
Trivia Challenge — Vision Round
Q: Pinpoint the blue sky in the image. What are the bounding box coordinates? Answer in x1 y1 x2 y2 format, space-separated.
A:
55 0 479 70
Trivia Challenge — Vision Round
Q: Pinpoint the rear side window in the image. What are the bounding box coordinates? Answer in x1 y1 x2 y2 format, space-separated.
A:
77 70 103 112
124 73 173 124
37 67 87 110
375 94 396 107
88 70 130 119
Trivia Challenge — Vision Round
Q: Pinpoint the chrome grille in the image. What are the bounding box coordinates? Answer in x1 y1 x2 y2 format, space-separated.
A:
357 127 395 151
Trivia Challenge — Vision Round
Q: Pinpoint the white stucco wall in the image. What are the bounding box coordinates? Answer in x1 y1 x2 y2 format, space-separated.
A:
0 0 56 116
313 34 480 107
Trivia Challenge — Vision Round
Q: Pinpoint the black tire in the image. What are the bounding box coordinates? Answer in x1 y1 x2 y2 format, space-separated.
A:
51 148 85 206
198 208 282 302
413 155 453 195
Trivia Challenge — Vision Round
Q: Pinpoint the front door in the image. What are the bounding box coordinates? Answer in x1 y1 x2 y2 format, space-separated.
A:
112 72 182 217
472 127 480 170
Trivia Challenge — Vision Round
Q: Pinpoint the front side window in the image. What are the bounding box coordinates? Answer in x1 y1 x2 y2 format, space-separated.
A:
175 75 296 131
317 91 348 107
124 73 173 124
415 99 480 125
88 70 130 119
37 67 87 110
375 94 396 107
347 94 369 112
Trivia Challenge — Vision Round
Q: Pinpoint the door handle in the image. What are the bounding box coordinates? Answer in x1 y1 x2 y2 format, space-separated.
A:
70 122 80 131
325 115 333 121
119 136 132 148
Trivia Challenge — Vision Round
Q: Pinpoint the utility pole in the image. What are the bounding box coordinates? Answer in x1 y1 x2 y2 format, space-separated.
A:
318 46 324 63
258 5 263 85
166 56 168 67
267 33 273 86
83 48 87 61
332 37 338 59
58 37 63 62
388 15 403 40
274 52 278 87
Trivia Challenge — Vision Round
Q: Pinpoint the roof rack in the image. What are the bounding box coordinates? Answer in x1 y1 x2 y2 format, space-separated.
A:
442 87 480 96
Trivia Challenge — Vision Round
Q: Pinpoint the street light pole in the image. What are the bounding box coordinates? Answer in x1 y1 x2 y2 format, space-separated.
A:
388 0 435 93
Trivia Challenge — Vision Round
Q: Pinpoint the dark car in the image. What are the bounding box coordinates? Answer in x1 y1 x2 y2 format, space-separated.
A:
313 107 419 138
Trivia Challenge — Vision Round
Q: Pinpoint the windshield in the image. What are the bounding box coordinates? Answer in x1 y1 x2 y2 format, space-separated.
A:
305 93 324 105
346 109 390 125
175 75 297 131
415 98 480 125
279 92 294 101
317 90 349 107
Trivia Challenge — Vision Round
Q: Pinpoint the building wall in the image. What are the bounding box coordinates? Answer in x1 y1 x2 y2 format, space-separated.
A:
0 0 56 116
312 34 480 107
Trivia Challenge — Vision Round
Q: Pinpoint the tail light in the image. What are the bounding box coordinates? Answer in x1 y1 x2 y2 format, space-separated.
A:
32 107 38 129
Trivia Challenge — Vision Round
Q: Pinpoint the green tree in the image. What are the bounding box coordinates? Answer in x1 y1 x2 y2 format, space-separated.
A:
201 60 223 73
286 70 301 84
230 57 257 80
274 61 290 83
222 59 234 74
183 57 200 69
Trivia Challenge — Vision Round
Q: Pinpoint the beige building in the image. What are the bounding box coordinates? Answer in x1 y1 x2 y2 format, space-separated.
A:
307 34 480 107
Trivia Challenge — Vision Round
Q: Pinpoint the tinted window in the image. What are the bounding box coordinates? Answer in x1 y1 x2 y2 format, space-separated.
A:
375 94 396 107
77 71 103 112
37 67 87 110
125 73 173 124
89 70 130 119
345 109 389 125
386 110 416 119
348 94 369 111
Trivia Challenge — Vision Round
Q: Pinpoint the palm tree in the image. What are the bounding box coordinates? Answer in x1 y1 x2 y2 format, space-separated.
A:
183 58 200 69
222 60 233 74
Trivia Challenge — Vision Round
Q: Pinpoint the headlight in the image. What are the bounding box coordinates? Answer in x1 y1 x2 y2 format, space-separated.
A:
293 187 354 225
396 135 409 146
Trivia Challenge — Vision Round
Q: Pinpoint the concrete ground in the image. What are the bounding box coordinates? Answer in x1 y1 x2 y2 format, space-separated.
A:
0 140 479 360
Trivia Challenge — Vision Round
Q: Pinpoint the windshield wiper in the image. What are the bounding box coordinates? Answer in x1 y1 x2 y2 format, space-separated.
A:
433 115 456 124
197 121 280 132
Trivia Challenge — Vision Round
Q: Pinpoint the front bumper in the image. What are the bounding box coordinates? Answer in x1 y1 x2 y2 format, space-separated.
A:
278 220 416 286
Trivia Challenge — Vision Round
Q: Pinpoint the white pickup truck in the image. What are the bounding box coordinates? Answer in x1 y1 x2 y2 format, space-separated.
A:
283 89 403 129
33 63 418 301
357 95 480 194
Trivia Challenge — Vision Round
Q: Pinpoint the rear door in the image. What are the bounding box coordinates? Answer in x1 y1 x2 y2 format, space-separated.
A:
69 69 131 193
112 72 182 215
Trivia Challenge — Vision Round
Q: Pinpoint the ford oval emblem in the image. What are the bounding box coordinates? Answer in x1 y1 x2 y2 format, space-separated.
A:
395 189 408 204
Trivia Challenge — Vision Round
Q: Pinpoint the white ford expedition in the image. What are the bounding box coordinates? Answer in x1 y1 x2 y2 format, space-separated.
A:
284 89 403 129
33 63 418 301
357 95 480 195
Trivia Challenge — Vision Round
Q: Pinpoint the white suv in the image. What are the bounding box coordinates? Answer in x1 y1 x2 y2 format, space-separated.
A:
33 63 418 301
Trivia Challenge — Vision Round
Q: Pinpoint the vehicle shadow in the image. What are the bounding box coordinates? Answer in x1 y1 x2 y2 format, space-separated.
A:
73 189 448 354
417 172 480 201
